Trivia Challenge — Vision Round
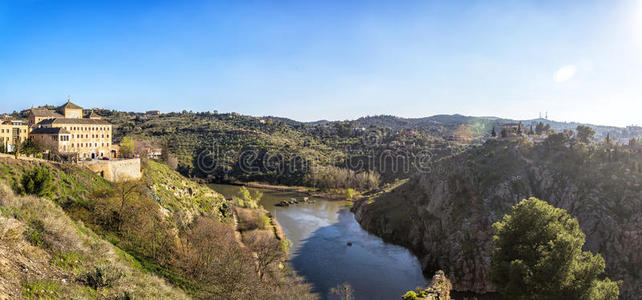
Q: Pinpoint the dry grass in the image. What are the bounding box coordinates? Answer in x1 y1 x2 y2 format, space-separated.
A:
0 182 190 299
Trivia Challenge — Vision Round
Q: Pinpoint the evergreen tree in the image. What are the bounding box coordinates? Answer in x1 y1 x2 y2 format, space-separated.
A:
21 167 56 198
576 125 595 143
535 122 545 135
491 198 619 300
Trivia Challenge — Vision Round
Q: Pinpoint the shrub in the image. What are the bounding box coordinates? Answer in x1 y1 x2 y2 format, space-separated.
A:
24 220 47 248
21 167 56 198
258 214 271 229
402 290 418 300
345 188 355 200
82 266 122 289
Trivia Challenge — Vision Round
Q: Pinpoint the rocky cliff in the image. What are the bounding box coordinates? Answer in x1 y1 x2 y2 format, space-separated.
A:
354 139 642 298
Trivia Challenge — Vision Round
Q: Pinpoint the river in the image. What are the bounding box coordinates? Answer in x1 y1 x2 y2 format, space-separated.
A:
210 184 427 300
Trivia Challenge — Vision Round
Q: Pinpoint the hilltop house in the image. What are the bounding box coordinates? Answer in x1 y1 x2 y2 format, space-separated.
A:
28 100 114 159
492 122 526 139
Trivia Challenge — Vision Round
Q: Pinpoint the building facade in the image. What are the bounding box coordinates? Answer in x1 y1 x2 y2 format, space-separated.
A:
28 100 114 159
0 119 29 152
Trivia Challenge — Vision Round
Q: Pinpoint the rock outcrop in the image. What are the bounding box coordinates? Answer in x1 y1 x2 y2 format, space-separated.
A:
354 140 642 299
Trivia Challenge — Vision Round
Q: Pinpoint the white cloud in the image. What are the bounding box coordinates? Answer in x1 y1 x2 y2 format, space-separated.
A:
554 65 577 83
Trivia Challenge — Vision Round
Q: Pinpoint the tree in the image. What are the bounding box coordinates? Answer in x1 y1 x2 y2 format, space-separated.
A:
491 198 619 300
576 125 595 143
21 167 56 198
13 142 20 159
119 137 135 158
20 139 42 156
244 230 286 281
535 122 545 135
453 124 473 143
543 131 571 151
113 180 145 231
491 127 497 137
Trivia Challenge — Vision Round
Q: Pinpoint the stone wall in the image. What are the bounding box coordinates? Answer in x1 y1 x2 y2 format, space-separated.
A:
81 158 141 182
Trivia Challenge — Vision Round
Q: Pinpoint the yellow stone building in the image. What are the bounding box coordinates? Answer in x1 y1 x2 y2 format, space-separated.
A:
28 100 114 159
0 119 29 152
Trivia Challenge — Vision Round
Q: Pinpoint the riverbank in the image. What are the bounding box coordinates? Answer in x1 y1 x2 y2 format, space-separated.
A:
233 181 354 201
211 182 428 299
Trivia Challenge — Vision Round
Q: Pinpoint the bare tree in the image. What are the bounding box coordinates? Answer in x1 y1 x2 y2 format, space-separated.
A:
244 230 286 281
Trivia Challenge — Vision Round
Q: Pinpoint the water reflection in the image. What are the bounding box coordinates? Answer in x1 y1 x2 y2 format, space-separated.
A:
210 184 426 299
290 209 426 299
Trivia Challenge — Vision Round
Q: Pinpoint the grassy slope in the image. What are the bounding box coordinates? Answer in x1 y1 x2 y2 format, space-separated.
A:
0 157 315 299
0 183 188 299
143 158 227 217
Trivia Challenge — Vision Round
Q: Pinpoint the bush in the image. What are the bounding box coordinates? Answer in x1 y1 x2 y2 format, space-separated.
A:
24 220 47 248
82 266 122 289
345 188 355 200
491 197 620 300
258 214 271 229
234 186 260 209
21 167 56 198
402 290 418 300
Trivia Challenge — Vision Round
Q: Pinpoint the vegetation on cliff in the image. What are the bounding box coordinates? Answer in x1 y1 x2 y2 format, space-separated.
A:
354 134 642 298
402 270 452 300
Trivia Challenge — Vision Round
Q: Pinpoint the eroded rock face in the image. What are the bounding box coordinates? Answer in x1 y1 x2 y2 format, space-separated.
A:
354 142 642 299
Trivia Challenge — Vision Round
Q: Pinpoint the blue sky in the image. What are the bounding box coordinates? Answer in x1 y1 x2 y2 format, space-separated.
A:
1 0 641 126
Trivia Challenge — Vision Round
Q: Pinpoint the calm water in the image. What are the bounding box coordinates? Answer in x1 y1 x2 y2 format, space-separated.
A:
210 184 427 300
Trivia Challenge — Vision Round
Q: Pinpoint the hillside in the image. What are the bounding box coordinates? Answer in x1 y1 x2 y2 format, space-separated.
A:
0 157 315 299
0 183 188 299
353 137 642 299
13 107 639 187
86 109 466 185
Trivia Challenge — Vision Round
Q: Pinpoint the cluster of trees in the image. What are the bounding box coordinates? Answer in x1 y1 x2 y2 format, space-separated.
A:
234 186 262 209
304 166 381 191
97 110 465 188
